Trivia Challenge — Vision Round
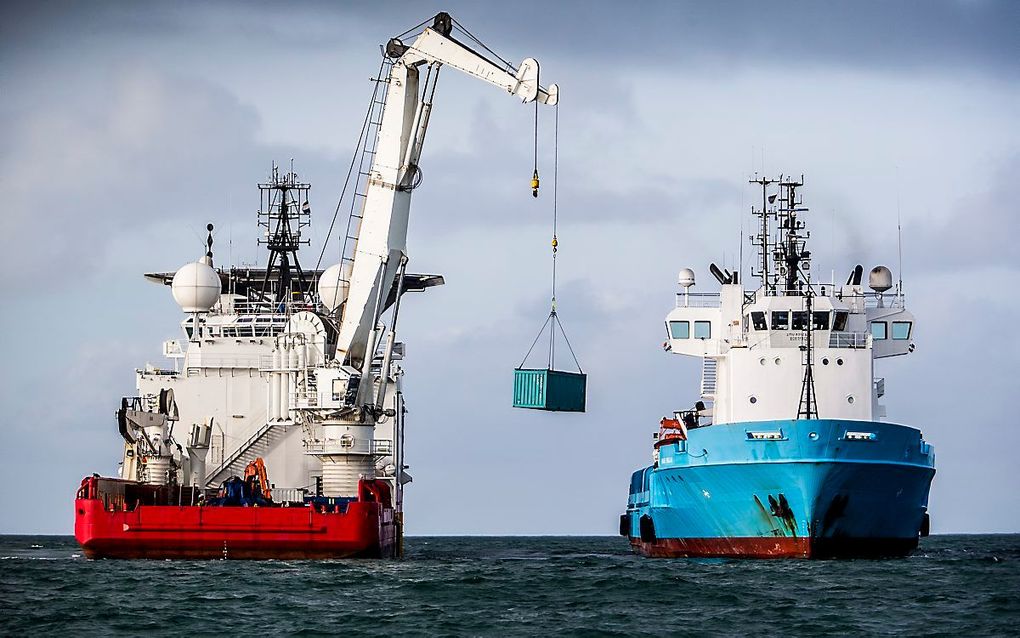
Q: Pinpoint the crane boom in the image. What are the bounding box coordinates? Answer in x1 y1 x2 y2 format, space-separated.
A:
334 14 559 374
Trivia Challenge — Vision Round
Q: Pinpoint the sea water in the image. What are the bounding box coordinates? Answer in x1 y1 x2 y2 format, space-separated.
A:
1 535 1016 636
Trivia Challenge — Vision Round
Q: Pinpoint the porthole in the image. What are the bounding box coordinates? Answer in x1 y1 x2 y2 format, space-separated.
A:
808 432 819 440
774 357 781 365
749 396 758 404
847 395 855 404
822 358 829 365
836 358 844 366
759 358 767 366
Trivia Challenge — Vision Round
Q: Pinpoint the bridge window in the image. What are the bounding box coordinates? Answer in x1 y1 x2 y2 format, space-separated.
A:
812 311 830 330
694 321 712 339
771 311 789 330
892 321 912 340
872 321 888 340
833 310 849 332
668 321 690 339
751 311 767 331
792 311 808 331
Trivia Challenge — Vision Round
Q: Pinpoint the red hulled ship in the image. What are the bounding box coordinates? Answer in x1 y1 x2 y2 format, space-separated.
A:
73 12 559 559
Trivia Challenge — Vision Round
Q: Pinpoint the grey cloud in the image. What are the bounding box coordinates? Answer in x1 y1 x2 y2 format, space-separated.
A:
1 0 1017 534
5 1 1017 80
906 153 1020 273
0 63 345 293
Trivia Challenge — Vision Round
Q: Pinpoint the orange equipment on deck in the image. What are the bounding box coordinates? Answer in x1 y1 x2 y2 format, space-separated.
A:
654 416 688 448
243 457 272 501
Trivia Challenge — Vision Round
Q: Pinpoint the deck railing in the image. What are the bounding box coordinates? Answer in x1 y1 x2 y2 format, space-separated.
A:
304 439 394 455
674 292 722 308
829 331 869 349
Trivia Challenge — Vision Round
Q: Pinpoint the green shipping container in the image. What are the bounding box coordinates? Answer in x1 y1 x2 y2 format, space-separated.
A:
513 368 587 412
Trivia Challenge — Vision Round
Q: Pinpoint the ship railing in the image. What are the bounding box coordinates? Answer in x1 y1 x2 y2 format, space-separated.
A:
740 287 907 309
272 487 308 503
291 388 319 408
206 324 288 338
229 300 323 316
187 353 263 370
829 331 869 349
303 439 394 456
864 293 906 309
742 330 869 350
674 292 721 308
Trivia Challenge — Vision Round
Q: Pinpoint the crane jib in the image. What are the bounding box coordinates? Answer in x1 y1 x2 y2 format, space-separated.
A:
332 14 559 375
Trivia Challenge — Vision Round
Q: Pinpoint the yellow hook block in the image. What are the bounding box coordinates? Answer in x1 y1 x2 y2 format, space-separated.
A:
531 169 540 198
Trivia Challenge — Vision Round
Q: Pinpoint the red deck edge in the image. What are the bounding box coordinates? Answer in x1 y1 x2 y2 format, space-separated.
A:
630 536 918 559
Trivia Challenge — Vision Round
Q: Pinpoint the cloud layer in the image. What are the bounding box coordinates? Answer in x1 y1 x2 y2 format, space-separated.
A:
1 0 1017 534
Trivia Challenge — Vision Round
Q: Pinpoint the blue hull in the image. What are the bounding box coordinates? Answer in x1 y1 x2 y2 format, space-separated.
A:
622 419 935 558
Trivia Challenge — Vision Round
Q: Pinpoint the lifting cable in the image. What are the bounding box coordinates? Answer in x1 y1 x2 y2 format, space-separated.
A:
518 102 582 373
314 56 388 273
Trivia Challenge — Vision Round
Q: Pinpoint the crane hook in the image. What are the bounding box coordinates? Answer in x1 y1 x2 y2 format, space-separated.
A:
531 169 540 198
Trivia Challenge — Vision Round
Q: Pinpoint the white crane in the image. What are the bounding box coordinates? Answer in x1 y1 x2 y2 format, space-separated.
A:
327 12 559 405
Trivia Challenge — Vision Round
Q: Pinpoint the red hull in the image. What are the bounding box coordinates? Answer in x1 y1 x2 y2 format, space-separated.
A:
75 499 397 559
630 536 918 559
74 477 399 559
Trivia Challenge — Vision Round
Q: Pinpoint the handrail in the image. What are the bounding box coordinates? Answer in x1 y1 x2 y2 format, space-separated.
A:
188 353 263 369
206 422 274 483
829 331 869 349
303 439 393 455
674 292 722 308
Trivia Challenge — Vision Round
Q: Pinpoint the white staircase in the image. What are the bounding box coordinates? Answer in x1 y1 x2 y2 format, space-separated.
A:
205 423 286 486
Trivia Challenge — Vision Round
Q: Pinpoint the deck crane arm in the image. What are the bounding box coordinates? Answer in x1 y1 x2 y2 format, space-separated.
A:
332 13 559 393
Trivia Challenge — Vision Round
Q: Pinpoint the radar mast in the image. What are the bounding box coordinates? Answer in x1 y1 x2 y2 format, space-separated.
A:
775 175 811 296
257 163 312 304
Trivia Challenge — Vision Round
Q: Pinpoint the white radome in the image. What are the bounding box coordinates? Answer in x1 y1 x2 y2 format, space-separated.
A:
171 261 221 312
318 263 353 312
678 268 696 289
869 265 893 293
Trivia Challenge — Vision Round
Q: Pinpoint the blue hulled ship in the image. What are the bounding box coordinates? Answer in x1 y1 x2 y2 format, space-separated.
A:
621 176 935 558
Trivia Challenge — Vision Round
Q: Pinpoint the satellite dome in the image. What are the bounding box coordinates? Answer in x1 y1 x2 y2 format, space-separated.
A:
171 261 221 312
318 263 353 312
868 266 893 293
678 268 696 289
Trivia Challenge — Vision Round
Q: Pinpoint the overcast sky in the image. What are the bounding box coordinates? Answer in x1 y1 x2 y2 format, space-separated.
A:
1 0 1017 535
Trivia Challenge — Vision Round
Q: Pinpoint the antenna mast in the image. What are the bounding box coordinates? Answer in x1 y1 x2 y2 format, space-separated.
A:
775 175 811 296
257 163 312 304
749 175 776 294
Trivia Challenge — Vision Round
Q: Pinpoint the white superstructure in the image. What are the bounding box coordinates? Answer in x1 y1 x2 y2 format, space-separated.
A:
114 13 558 514
663 176 916 429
